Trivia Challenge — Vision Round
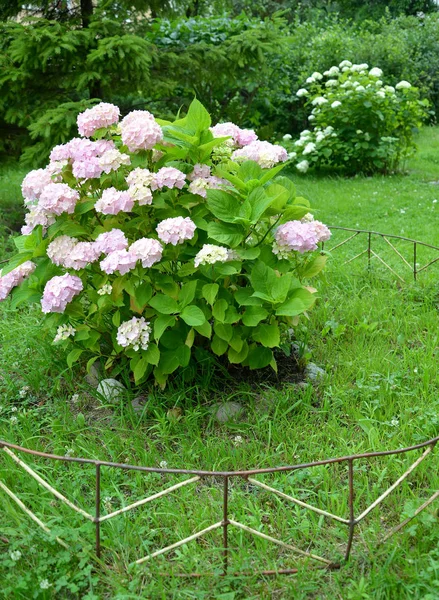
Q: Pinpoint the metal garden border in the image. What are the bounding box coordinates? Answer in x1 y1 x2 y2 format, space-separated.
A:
1 435 438 577
323 226 439 282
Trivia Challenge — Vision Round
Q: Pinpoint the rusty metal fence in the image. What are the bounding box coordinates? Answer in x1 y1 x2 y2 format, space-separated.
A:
323 226 439 282
1 436 438 576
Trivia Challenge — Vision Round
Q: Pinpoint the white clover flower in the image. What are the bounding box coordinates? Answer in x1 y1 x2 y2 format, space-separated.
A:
18 386 30 398
194 244 230 267
233 435 244 446
369 67 383 78
11 406 17 413
311 72 323 80
296 160 309 173
10 416 18 425
71 393 79 403
97 284 112 296
331 101 342 108
311 97 328 106
159 460 168 469
339 60 352 68
10 550 22 561
303 142 317 155
396 80 412 90
390 417 399 427
296 88 308 97
53 324 76 343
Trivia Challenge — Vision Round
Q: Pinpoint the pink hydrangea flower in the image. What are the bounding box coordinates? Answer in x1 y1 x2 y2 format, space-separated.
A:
116 317 151 351
310 221 331 242
50 138 115 180
47 236 78 266
95 188 134 215
120 110 163 152
188 175 226 198
128 184 153 206
100 249 137 275
151 167 186 191
95 229 128 254
77 102 120 137
41 273 83 313
232 141 288 169
65 242 100 270
188 164 211 181
38 183 80 215
98 149 130 174
46 160 68 182
21 205 56 235
130 238 163 267
72 158 103 180
273 221 320 256
210 123 258 148
21 169 52 204
156 217 196 245
0 261 36 301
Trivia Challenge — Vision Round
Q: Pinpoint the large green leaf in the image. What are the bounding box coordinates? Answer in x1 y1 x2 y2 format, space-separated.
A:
248 187 277 223
248 346 273 370
154 315 176 341
275 288 316 316
252 323 280 348
250 261 291 304
185 98 211 132
206 189 242 224
180 305 206 326
179 280 198 308
301 254 328 278
242 306 269 327
207 222 245 247
202 283 219 305
149 294 180 315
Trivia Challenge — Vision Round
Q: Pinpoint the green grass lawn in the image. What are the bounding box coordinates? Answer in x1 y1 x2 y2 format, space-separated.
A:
2 131 439 598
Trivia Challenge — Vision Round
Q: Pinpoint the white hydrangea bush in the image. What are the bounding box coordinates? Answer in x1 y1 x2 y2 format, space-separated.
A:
0 99 331 388
288 62 428 175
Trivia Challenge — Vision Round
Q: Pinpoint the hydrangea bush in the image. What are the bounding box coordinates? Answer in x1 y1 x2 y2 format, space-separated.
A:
0 99 330 388
288 62 428 175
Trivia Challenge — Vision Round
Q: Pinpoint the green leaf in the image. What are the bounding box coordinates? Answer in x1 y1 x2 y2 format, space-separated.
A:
237 160 263 181
275 288 316 316
206 189 242 224
211 335 228 356
248 346 273 370
0 252 34 276
10 284 41 309
135 283 153 307
248 187 277 223
159 351 180 375
176 344 191 367
154 315 176 341
223 305 240 324
214 322 233 342
259 162 287 184
179 280 198 308
133 356 149 384
194 321 212 338
301 254 328 278
212 298 228 321
252 324 280 348
236 247 260 260
185 98 211 132
207 222 245 247
250 261 291 304
112 311 121 327
242 306 269 327
228 341 249 364
144 343 160 366
235 288 263 306
67 348 83 368
75 200 95 215
202 283 219 305
149 294 180 315
180 305 206 326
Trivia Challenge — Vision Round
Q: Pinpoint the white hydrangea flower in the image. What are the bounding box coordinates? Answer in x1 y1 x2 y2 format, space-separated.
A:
315 132 325 143
116 317 151 352
376 91 386 98
308 115 316 121
303 142 317 155
39 580 51 590
296 88 308 97
331 101 342 108
311 97 328 106
306 76 315 84
194 244 230 267
339 60 352 68
356 85 366 92
311 72 323 80
396 80 412 90
288 151 297 159
296 160 310 173
301 212 314 223
325 79 339 88
98 149 130 174
369 67 383 78
384 85 395 94
282 133 292 141
53 324 76 343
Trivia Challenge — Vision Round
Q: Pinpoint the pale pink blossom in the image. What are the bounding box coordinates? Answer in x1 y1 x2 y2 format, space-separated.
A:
21 169 52 204
210 122 258 148
232 141 288 169
38 183 80 215
95 188 134 215
65 242 100 270
100 249 137 275
98 149 130 174
120 110 163 152
130 238 163 267
41 274 83 313
117 317 151 351
156 217 196 245
95 229 128 254
0 261 36 301
77 102 120 137
128 184 153 206
47 236 78 266
188 164 211 181
126 168 155 187
310 220 331 242
151 167 186 191
273 221 320 256
21 205 56 235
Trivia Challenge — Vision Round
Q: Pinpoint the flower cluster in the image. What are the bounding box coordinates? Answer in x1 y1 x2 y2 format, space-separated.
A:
41 274 83 313
130 238 163 267
120 110 163 152
232 141 288 169
53 324 76 343
95 188 134 215
77 102 120 137
273 219 331 257
287 62 427 174
156 217 196 245
117 317 151 351
0 261 35 300
194 244 230 267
